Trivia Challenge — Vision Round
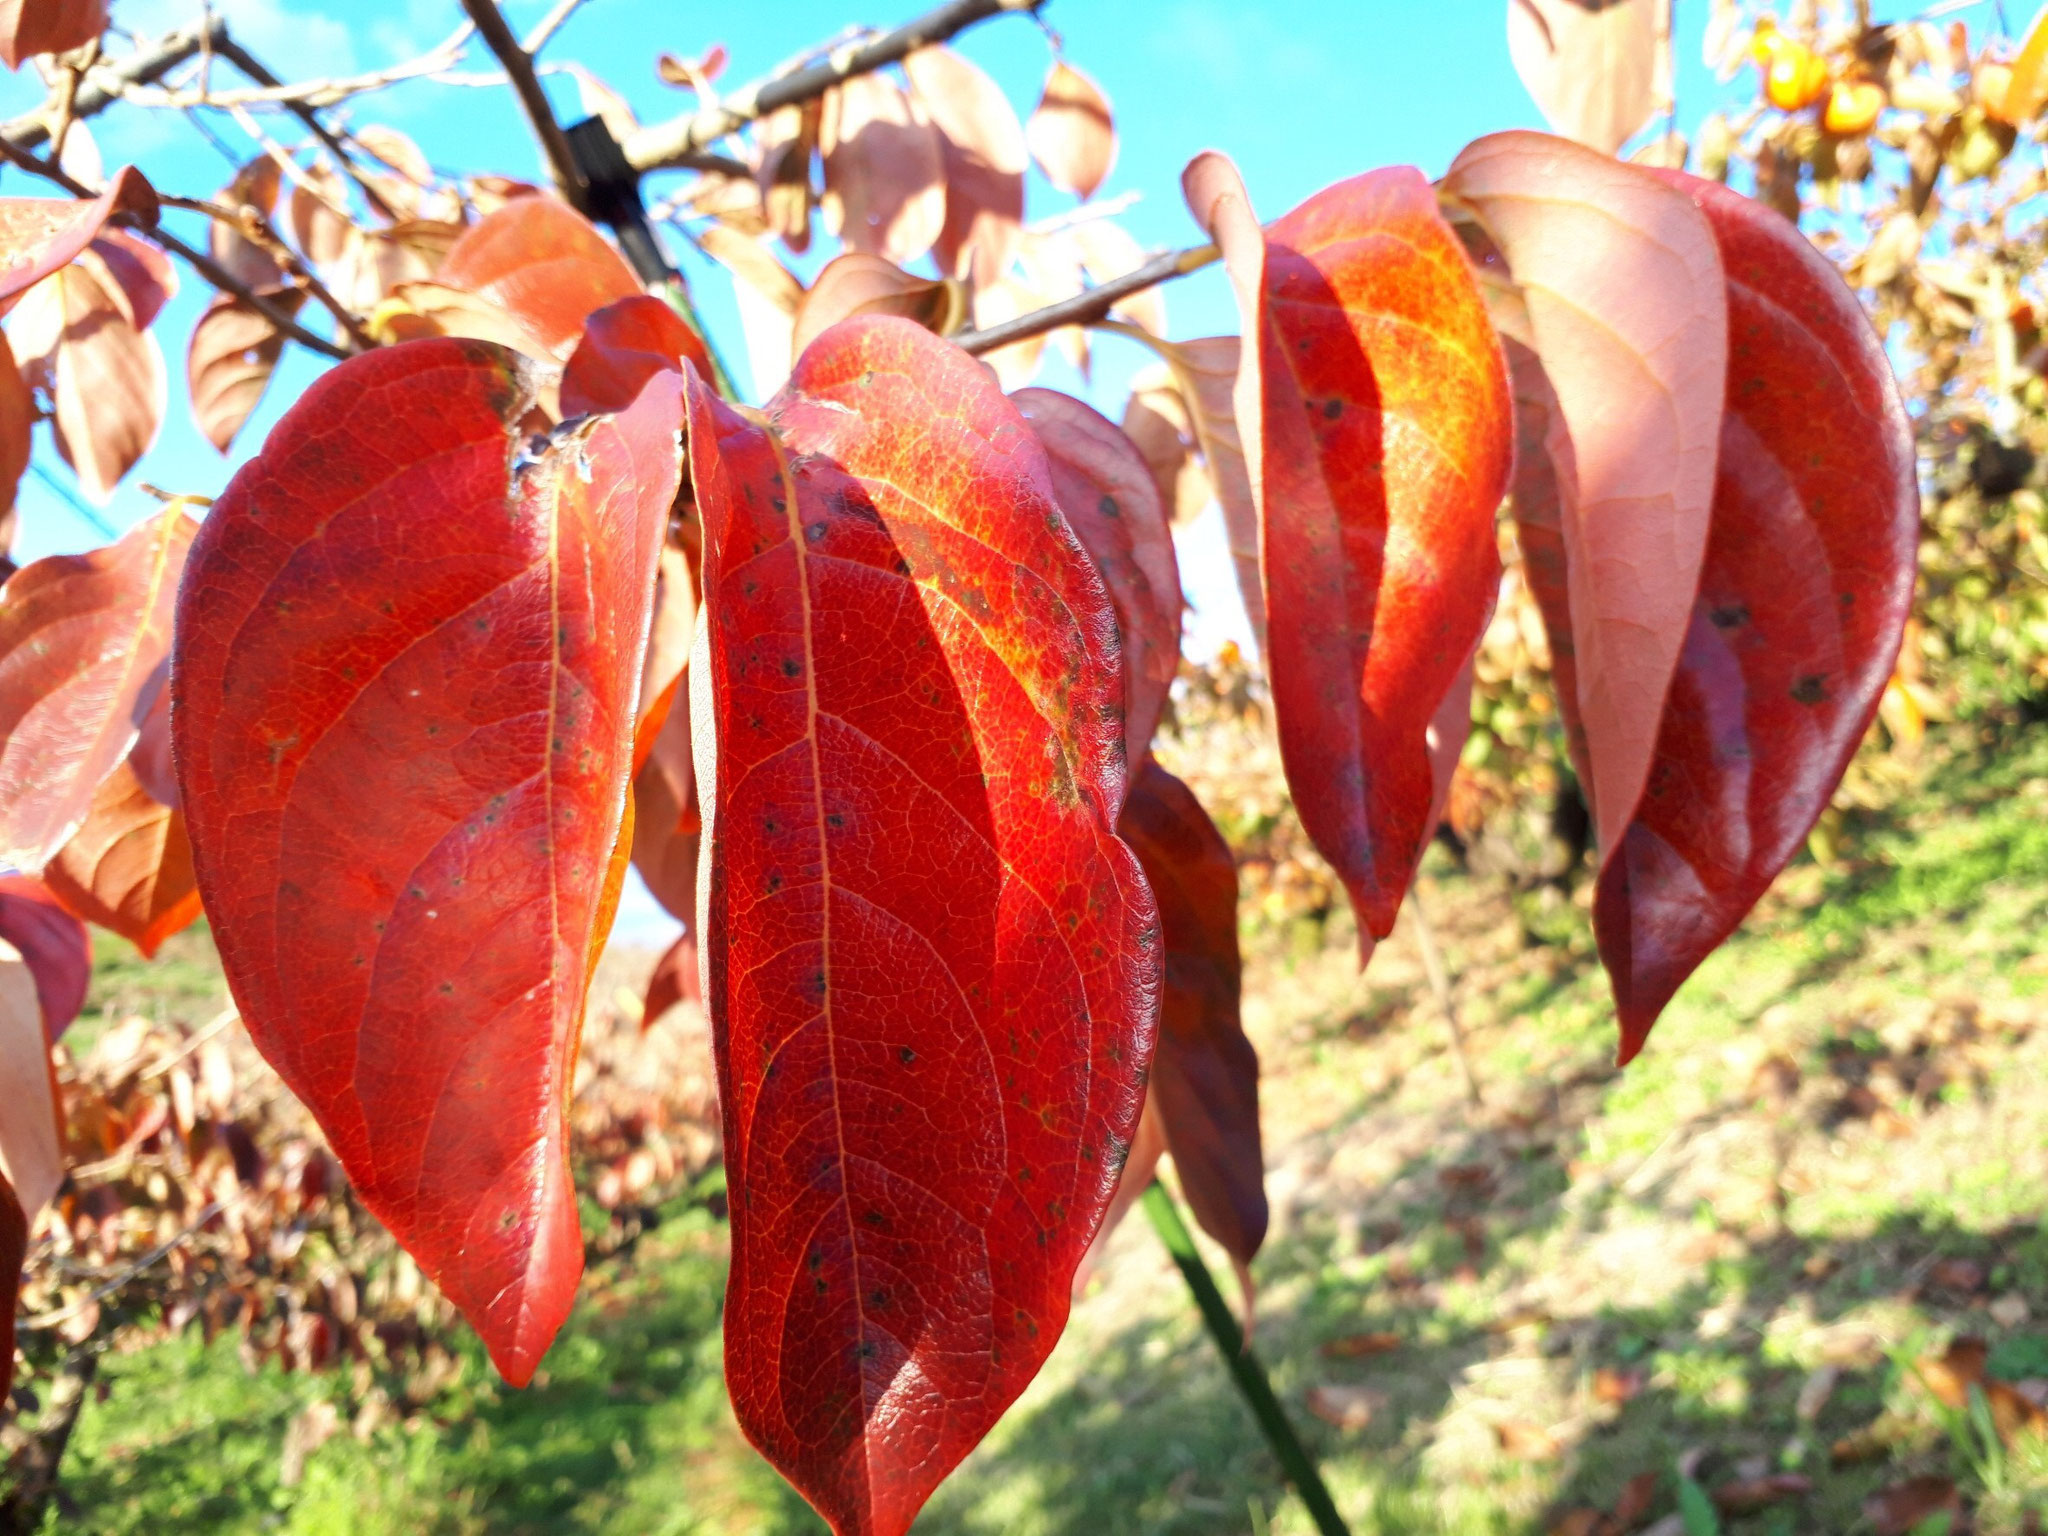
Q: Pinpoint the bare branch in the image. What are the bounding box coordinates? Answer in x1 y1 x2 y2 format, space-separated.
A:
624 0 1045 173
207 32 401 221
522 0 593 53
459 0 583 204
0 19 221 152
954 242 1218 356
159 193 374 352
111 23 474 111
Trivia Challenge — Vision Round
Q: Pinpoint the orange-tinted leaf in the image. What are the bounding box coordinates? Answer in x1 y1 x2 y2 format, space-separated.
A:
560 294 715 418
1593 172 1916 1059
0 872 88 1040
1997 6 2048 124
1126 338 1257 616
686 318 1157 1536
354 124 439 221
435 196 641 359
1495 1419 1563 1459
1444 131 1726 871
43 759 201 957
641 930 700 1028
1013 388 1181 764
904 45 1027 289
0 935 62 1227
1186 152 1512 951
286 162 354 270
753 103 818 254
820 73 945 266
1508 0 1667 155
209 156 286 290
1322 1331 1402 1358
0 165 153 315
792 253 965 363
630 547 700 923
172 339 682 1386
1 0 106 68
1027 61 1115 199
8 259 165 502
0 506 193 870
0 330 28 528
325 219 460 317
0 1166 23 1401
1865 1476 1963 1536
1118 762 1264 1269
188 290 306 453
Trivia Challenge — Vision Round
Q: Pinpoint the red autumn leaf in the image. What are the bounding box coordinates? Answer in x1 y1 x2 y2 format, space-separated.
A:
172 339 681 1386
1185 152 1512 952
1589 172 1916 1058
43 758 202 958
0 331 30 526
685 317 1158 1536
0 505 194 871
1118 761 1265 1269
792 253 965 363
0 165 153 314
127 658 177 810
435 195 642 359
0 0 105 68
559 294 714 419
1012 388 1182 766
820 73 946 267
0 934 62 1230
641 930 700 1028
1027 61 1116 200
631 546 701 923
0 1165 23 1402
903 45 1028 290
0 872 89 1041
188 290 306 453
1443 132 1727 874
209 155 285 290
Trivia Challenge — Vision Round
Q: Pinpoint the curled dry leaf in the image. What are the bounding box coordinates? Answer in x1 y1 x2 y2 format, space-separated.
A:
1027 60 1116 199
792 252 966 363
0 506 193 871
188 289 307 453
686 318 1158 1536
173 339 682 1386
0 164 155 316
287 161 355 270
1186 152 1512 952
1013 389 1181 764
0 872 89 1041
1307 1383 1388 1431
641 931 701 1030
435 196 642 359
0 330 27 526
0 0 107 69
820 72 946 266
43 758 202 958
1508 0 1667 155
904 45 1028 290
1444 132 1726 881
0 936 62 1231
560 294 715 418
754 103 819 254
1592 172 1917 1058
210 155 286 289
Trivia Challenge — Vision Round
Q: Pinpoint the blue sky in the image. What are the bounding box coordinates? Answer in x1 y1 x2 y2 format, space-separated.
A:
0 0 2000 938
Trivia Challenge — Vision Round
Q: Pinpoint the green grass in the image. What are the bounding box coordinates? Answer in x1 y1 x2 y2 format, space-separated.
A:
24 727 2048 1534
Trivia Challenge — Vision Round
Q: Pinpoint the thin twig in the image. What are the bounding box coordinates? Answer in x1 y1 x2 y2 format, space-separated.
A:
459 0 583 203
955 242 1219 355
522 0 593 53
208 32 400 221
112 22 474 111
0 134 351 359
17 1199 235 1333
1406 885 1482 1109
624 0 1046 171
0 19 221 153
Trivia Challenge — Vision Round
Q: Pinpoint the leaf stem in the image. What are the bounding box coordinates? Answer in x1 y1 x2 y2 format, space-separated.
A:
1140 1180 1352 1536
954 242 1219 355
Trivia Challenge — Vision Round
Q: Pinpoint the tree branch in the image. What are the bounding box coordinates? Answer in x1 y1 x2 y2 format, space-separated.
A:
623 0 1045 172
0 136 351 361
459 0 584 204
159 194 373 352
954 242 1218 355
0 20 222 154
206 33 401 222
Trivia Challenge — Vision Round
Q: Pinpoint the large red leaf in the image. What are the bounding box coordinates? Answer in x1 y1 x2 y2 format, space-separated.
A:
1594 173 1916 1059
0 506 193 871
0 872 88 1041
1012 388 1181 766
0 0 105 69
1117 762 1264 1270
0 168 150 319
1442 132 1727 864
560 294 714 418
686 318 1158 1536
1184 153 1512 952
172 338 681 1386
434 196 641 359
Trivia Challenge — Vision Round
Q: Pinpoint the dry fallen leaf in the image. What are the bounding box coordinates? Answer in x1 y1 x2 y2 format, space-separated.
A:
1710 1473 1811 1515
1864 1475 1963 1536
1495 1419 1563 1460
1593 1366 1646 1405
1321 1331 1403 1359
1306 1384 1387 1431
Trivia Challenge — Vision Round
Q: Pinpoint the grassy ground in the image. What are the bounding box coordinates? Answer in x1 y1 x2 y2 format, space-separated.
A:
27 725 2048 1534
